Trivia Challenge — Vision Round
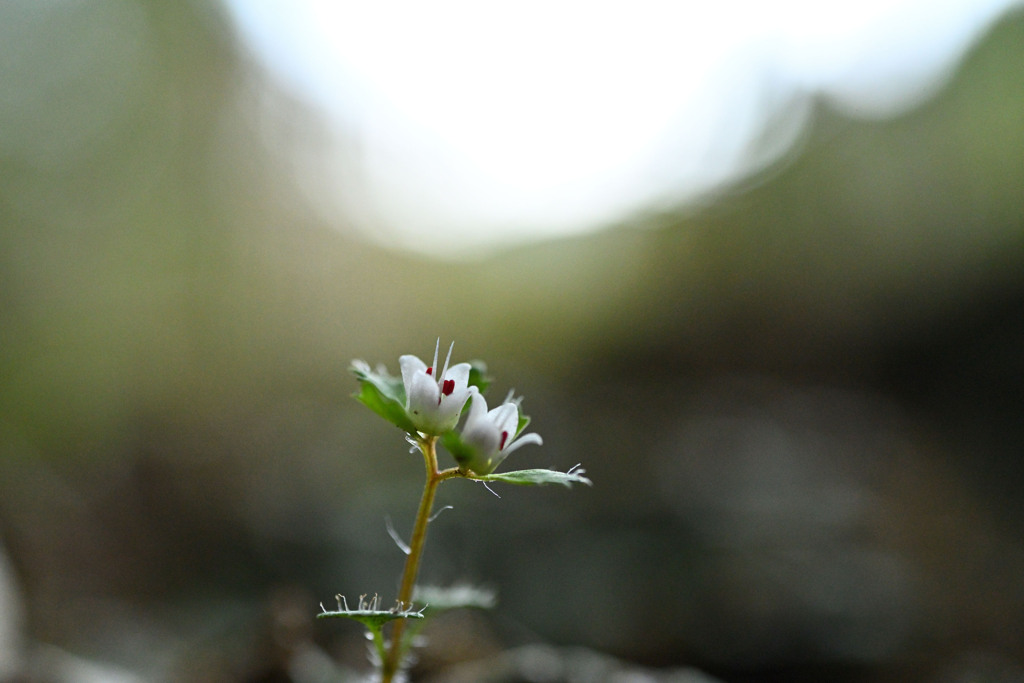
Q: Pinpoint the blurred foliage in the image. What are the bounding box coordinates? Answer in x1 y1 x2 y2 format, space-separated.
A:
1 1 1024 681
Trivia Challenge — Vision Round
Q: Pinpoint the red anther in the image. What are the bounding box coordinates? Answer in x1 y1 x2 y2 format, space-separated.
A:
499 431 509 450
442 379 455 396
426 367 433 376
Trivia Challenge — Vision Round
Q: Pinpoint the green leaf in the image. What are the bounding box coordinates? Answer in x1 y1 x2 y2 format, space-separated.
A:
467 360 491 393
316 607 424 629
476 466 593 488
440 428 477 468
515 412 530 438
413 584 497 614
350 361 417 433
317 594 425 630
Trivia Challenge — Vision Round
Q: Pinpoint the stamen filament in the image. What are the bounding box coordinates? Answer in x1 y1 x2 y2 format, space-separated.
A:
441 340 454 382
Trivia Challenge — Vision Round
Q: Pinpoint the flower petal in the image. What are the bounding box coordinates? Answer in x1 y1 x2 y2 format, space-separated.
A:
399 354 428 393
488 402 519 443
443 362 472 390
502 432 543 455
460 392 501 457
406 371 442 431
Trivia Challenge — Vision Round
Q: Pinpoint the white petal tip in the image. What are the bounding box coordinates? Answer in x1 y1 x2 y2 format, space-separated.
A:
504 432 543 454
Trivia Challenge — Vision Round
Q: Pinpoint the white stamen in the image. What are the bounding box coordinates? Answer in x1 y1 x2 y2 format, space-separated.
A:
441 340 455 382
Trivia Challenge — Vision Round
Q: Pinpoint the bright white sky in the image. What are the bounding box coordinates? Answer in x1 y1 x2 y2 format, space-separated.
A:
224 1 1018 257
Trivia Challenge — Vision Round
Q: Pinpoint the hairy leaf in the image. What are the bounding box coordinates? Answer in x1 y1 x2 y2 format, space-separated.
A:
350 361 418 433
476 466 592 488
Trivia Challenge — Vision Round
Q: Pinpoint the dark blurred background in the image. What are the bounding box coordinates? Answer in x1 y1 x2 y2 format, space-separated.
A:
2 2 1024 682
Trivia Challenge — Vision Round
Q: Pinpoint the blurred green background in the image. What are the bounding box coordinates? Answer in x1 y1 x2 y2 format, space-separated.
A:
2 2 1024 681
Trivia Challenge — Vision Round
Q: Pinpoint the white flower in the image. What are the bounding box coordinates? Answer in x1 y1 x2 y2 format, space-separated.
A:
458 389 542 474
399 340 472 435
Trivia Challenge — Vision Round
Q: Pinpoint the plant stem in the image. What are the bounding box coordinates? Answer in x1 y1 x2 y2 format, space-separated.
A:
369 625 387 667
381 435 443 682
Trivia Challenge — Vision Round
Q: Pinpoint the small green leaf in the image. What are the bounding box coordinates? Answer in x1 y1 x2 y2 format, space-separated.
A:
316 608 424 630
317 594 425 630
515 412 530 438
350 361 418 433
468 360 491 393
413 584 497 614
353 381 417 433
476 466 593 488
440 428 476 468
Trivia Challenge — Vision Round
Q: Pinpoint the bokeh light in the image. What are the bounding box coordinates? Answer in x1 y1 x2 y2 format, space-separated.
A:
225 0 1019 256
